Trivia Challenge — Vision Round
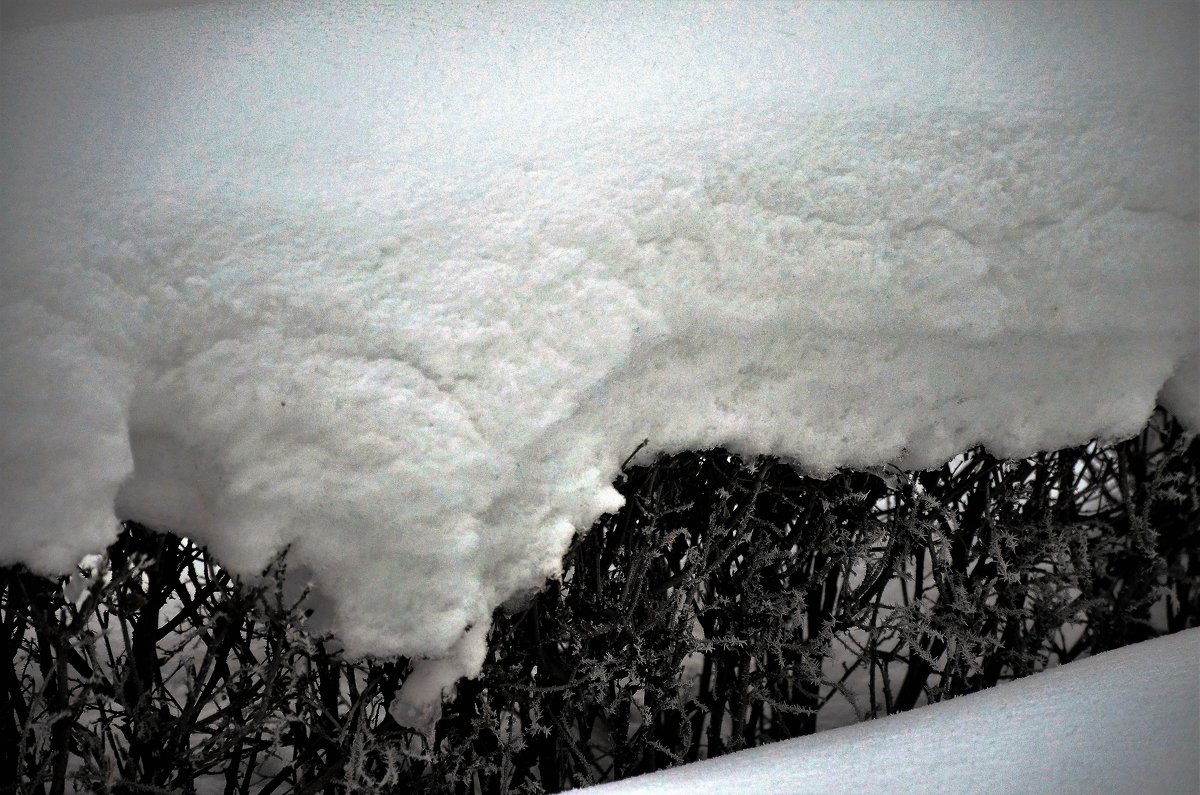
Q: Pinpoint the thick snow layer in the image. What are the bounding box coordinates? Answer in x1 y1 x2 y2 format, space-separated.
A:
1 2 1197 674
588 628 1200 795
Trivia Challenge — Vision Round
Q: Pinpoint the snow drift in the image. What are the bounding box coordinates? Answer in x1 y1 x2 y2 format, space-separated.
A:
586 628 1200 795
1 0 1197 686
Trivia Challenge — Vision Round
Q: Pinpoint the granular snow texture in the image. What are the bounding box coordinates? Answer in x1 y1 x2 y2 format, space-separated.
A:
1 1 1197 680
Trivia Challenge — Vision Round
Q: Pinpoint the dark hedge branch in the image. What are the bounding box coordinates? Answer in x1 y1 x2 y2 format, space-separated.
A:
2 408 1197 793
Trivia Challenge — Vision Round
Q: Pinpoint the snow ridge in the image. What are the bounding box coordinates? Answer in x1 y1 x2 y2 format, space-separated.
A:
1 2 1197 682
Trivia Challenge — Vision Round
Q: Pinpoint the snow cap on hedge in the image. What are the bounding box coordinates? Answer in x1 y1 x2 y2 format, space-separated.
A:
1 1 1197 683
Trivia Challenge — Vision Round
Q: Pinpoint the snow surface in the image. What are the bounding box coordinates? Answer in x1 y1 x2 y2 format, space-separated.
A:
1 1 1198 689
587 628 1200 795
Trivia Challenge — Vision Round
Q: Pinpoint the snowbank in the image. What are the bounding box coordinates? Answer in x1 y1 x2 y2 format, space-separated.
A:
587 628 1200 794
2 1 1197 685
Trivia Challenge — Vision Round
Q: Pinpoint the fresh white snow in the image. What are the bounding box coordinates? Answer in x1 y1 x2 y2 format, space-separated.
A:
1 0 1197 698
587 628 1200 795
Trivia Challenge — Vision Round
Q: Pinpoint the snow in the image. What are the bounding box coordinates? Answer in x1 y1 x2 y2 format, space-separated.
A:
1 0 1197 693
586 628 1200 795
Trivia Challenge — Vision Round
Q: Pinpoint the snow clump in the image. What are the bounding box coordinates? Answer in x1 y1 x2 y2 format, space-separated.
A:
1 1 1196 693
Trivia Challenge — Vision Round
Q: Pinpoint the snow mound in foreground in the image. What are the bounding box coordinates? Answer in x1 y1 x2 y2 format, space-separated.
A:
1 2 1197 678
588 628 1200 795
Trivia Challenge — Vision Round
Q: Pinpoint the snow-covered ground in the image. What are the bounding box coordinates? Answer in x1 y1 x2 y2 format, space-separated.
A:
587 628 1200 794
2 1 1197 705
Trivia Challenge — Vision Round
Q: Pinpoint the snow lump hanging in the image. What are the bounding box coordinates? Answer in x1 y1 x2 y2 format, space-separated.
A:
1 2 1196 690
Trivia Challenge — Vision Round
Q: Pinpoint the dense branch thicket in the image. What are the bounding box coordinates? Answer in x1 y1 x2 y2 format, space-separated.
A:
3 409 1197 793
